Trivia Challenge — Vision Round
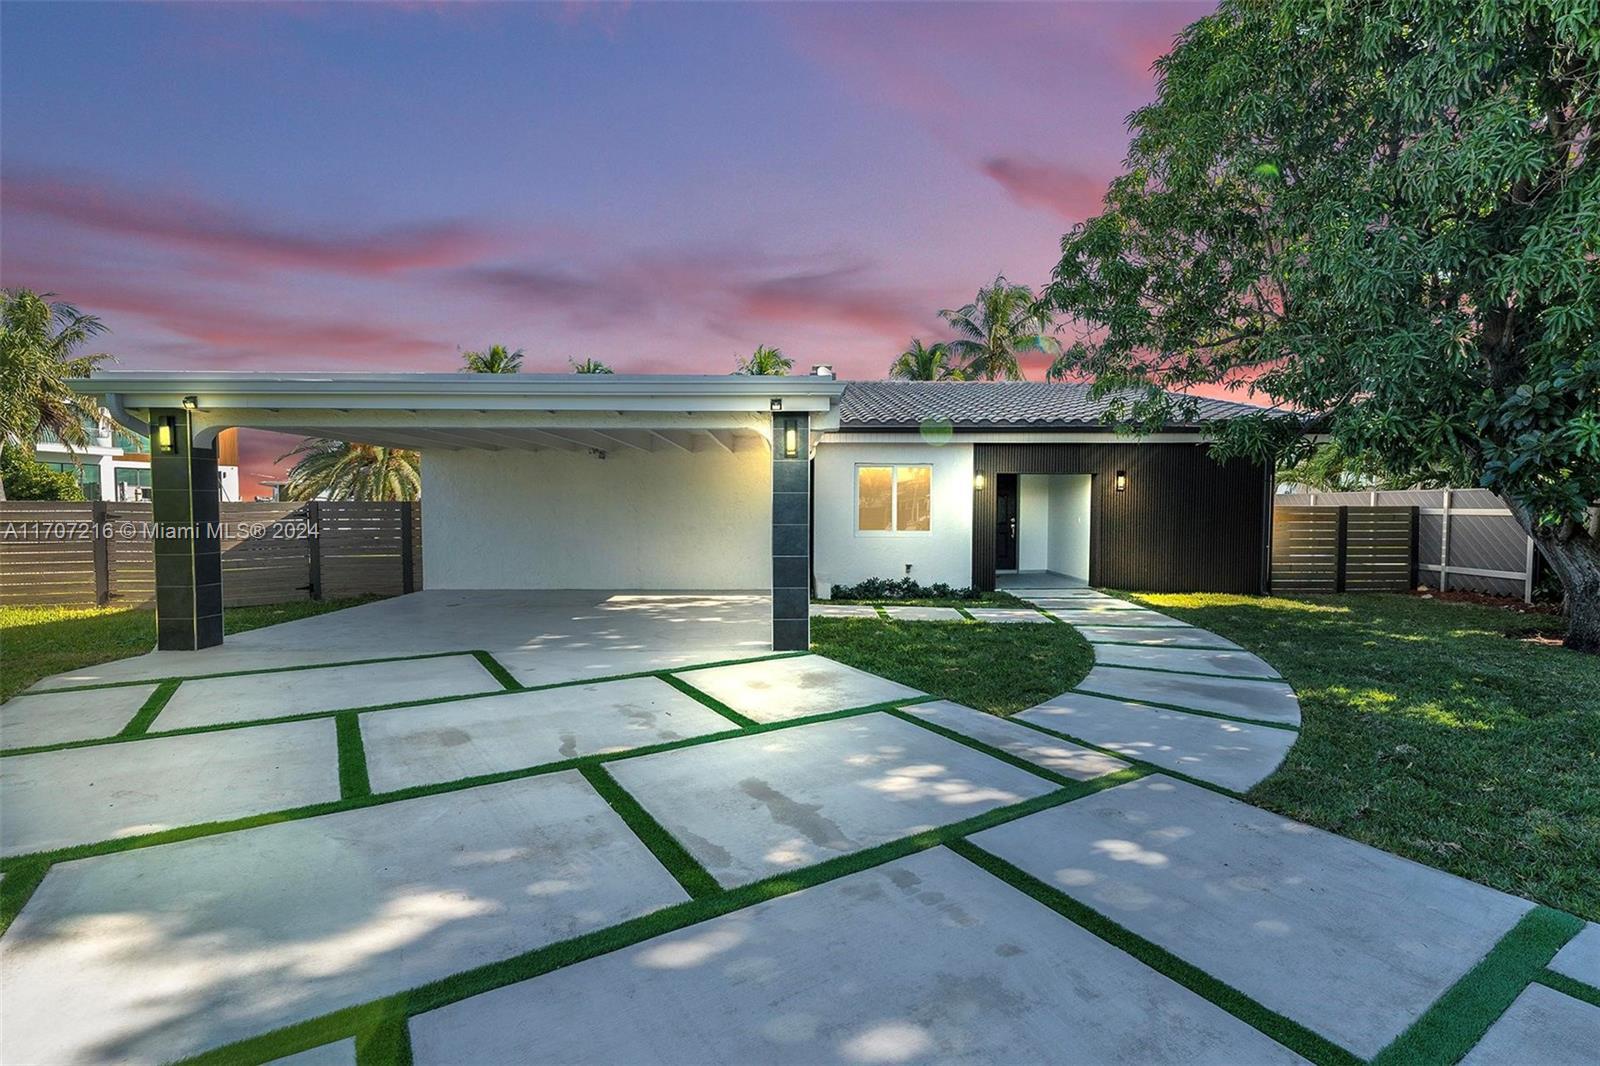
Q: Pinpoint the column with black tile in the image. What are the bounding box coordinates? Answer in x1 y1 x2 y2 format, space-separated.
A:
150 408 224 650
771 413 810 651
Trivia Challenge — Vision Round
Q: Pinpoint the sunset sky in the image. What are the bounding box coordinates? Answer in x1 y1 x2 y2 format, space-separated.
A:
1 0 1213 494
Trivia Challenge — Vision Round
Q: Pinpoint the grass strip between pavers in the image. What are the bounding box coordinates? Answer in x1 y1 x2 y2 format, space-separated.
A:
0 694 928 932
883 705 1090 790
1002 711 1249 800
0 650 811 761
336 713 373 800
1087 661 1287 684
470 650 521 691
1536 971 1600 1009
1070 687 1302 732
355 1010 413 1066
944 838 1362 1066
116 679 178 736
17 649 477 696
1371 906 1587 1066
579 763 721 899
655 671 759 729
175 770 1145 1066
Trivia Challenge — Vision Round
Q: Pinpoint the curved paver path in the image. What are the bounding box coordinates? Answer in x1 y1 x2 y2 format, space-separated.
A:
1004 586 1301 792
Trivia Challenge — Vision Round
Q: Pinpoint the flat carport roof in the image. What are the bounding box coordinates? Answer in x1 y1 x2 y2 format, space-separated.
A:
70 372 843 654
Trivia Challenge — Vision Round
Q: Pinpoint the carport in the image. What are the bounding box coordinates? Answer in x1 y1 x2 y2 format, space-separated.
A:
74 373 846 653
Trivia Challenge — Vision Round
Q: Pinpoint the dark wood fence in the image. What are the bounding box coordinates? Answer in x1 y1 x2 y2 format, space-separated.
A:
1270 505 1417 593
0 501 421 607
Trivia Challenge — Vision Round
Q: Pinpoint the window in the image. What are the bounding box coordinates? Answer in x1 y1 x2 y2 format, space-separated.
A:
42 460 100 499
115 466 152 501
856 464 933 534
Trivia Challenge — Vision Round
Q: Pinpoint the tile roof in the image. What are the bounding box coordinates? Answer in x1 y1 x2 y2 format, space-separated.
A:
836 380 1265 430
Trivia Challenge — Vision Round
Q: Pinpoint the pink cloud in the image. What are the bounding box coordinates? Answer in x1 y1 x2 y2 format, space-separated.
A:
3 170 500 276
980 158 1109 222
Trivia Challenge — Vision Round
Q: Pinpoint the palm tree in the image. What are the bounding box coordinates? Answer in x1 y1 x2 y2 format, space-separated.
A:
570 357 614 374
938 275 1058 380
889 339 964 381
735 345 792 375
277 439 421 501
460 344 524 374
0 289 113 500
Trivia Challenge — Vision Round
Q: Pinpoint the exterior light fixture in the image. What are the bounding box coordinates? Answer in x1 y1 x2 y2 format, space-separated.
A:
770 397 784 412
1115 470 1128 492
181 395 199 410
156 416 177 454
973 473 987 491
783 424 798 458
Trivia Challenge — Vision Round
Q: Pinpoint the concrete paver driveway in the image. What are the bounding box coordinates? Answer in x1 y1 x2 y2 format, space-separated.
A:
2 590 1594 1064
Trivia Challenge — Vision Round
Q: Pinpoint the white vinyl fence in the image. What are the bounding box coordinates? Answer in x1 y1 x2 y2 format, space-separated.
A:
1277 488 1535 601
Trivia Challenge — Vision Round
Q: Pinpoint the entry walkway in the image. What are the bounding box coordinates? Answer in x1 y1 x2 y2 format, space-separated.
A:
1 595 1595 1064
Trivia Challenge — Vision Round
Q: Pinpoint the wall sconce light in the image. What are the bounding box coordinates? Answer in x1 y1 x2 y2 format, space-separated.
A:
770 397 784 412
181 395 199 410
156 415 177 454
1115 470 1128 492
973 473 987 491
783 424 798 458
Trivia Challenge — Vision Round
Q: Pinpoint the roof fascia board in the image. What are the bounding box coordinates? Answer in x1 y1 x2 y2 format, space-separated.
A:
819 430 1211 445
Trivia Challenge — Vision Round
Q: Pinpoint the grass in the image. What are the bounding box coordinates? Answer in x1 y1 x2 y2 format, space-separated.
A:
1128 592 1600 921
810 615 1093 714
0 597 387 701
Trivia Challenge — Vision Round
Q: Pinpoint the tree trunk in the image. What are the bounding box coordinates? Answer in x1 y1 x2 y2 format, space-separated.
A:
1508 497 1600 653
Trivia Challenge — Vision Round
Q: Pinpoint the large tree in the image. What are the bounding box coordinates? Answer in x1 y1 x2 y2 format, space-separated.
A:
940 274 1058 380
1041 0 1600 650
0 289 112 501
460 344 524 374
277 439 421 502
889 339 965 381
735 345 793 375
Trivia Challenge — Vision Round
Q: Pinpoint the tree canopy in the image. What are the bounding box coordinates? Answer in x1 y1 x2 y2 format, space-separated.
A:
890 339 965 381
736 345 793 375
1040 0 1600 647
0 289 111 500
940 275 1058 380
570 357 614 374
460 344 524 374
277 439 421 501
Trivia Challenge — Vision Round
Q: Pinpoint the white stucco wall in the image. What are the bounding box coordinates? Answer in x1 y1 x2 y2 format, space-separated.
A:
812 439 974 593
1046 474 1092 582
421 446 771 589
1017 475 1053 572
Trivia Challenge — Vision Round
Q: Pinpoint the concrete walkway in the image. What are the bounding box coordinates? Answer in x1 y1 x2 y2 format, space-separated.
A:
3 593 1594 1065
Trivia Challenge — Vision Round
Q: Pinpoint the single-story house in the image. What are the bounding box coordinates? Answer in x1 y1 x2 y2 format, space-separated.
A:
74 371 1271 653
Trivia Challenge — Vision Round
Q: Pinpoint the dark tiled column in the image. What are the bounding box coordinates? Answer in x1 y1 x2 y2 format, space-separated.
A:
771 413 810 651
150 408 223 650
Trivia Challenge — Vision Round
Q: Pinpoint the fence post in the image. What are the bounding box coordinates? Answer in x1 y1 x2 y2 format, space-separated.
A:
91 501 110 605
400 501 415 594
1409 506 1420 589
306 500 323 601
1438 489 1452 592
1524 536 1536 604
1335 506 1349 592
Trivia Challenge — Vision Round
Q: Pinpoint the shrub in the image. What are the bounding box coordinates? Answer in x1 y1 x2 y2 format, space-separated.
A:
829 577 985 601
0 448 86 501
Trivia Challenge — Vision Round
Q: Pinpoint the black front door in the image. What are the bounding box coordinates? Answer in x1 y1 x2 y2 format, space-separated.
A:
995 474 1018 569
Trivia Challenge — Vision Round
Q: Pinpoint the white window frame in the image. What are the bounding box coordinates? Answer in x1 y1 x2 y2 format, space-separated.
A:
854 463 934 537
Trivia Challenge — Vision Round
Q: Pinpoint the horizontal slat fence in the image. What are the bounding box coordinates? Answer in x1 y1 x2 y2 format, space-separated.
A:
0 500 419 607
1278 488 1535 599
1270 505 1416 593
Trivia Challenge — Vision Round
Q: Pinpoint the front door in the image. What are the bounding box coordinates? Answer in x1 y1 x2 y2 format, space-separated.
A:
995 474 1018 569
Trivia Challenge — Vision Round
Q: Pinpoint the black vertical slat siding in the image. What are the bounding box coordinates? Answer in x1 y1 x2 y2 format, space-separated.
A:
972 443 1268 593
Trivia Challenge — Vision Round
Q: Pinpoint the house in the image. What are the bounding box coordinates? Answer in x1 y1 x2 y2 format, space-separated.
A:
72 372 1271 653
35 414 242 503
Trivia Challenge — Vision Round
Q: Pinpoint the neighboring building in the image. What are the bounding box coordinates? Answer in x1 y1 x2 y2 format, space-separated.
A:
71 372 1272 652
36 414 240 502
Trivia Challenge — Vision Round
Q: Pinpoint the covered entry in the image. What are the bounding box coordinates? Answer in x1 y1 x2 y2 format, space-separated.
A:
993 473 1091 586
78 373 846 653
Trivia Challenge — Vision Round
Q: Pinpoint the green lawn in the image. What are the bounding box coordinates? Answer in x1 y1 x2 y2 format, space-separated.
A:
0 597 386 701
1128 592 1600 921
811 616 1093 715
